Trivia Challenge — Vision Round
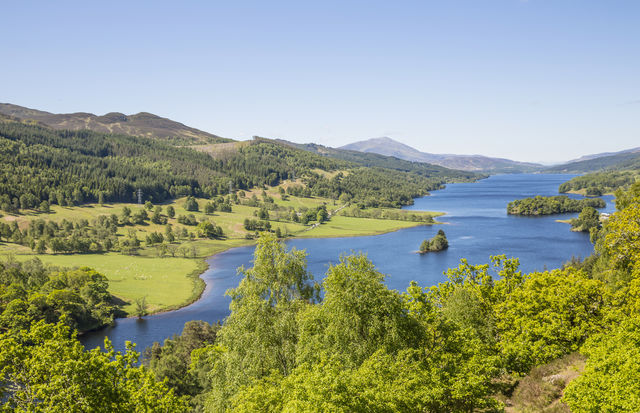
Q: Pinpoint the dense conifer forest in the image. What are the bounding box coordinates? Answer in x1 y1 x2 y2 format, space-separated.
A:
0 120 478 212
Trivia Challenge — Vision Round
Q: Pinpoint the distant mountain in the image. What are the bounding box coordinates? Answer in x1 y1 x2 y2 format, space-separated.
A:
545 149 640 173
340 137 542 173
0 103 230 145
272 138 483 181
567 147 640 163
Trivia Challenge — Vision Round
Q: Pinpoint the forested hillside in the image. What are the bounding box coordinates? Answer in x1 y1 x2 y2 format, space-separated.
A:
559 170 638 196
546 150 640 173
0 119 480 213
274 138 486 178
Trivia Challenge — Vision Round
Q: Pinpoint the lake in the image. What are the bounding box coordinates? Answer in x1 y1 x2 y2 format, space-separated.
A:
81 174 615 353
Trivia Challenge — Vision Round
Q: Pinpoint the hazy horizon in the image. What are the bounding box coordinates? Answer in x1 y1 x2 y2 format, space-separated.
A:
3 1 638 163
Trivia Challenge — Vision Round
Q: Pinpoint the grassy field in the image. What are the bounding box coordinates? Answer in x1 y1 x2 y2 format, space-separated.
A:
299 216 424 238
5 252 203 314
1 183 442 316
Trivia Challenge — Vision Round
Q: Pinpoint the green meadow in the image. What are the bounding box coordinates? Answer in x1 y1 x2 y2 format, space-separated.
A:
299 215 424 238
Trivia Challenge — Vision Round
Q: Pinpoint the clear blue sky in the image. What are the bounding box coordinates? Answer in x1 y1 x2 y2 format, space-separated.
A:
2 1 638 163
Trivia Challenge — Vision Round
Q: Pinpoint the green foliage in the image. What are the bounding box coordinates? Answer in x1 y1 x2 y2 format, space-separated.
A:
0 122 232 208
5 215 122 254
507 195 605 215
545 151 640 174
0 121 482 215
419 229 448 253
563 315 640 412
177 213 198 226
184 196 200 212
0 320 189 412
197 220 224 239
287 140 483 180
243 218 271 232
232 346 500 413
206 233 318 411
430 256 523 351
204 201 216 214
596 195 640 274
204 235 501 411
257 206 269 220
496 269 608 373
134 295 148 318
296 254 418 368
0 258 119 333
556 188 640 409
151 206 167 224
570 206 601 233
559 171 637 195
145 320 220 411
614 181 640 211
340 205 436 222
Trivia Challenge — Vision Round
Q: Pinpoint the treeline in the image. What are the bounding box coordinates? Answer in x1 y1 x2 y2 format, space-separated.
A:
559 170 637 196
0 120 480 214
507 195 605 215
279 140 484 179
304 168 444 207
339 205 435 222
0 321 188 411
0 258 121 333
240 191 332 228
545 151 640 173
0 204 223 255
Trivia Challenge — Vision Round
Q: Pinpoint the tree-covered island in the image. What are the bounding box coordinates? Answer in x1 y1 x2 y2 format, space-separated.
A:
507 195 605 215
419 229 449 253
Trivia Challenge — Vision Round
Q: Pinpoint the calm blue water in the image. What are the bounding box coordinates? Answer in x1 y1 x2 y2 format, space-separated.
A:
81 174 615 353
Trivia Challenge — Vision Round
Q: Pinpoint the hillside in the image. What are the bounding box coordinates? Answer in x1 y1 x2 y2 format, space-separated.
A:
273 138 483 180
567 146 640 163
546 149 640 173
0 103 230 145
340 137 542 173
0 118 483 212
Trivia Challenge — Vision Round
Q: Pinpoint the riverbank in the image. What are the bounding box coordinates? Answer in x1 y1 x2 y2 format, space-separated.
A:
562 189 615 196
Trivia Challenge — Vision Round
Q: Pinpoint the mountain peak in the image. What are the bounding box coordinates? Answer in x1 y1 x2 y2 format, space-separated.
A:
340 137 541 173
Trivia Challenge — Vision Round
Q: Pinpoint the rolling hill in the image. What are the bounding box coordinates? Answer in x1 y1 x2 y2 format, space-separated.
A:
546 147 640 173
272 138 482 180
566 146 640 163
340 137 542 173
0 103 230 145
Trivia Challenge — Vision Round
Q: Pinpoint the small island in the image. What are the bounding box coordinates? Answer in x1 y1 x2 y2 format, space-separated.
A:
420 229 449 253
507 195 606 216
